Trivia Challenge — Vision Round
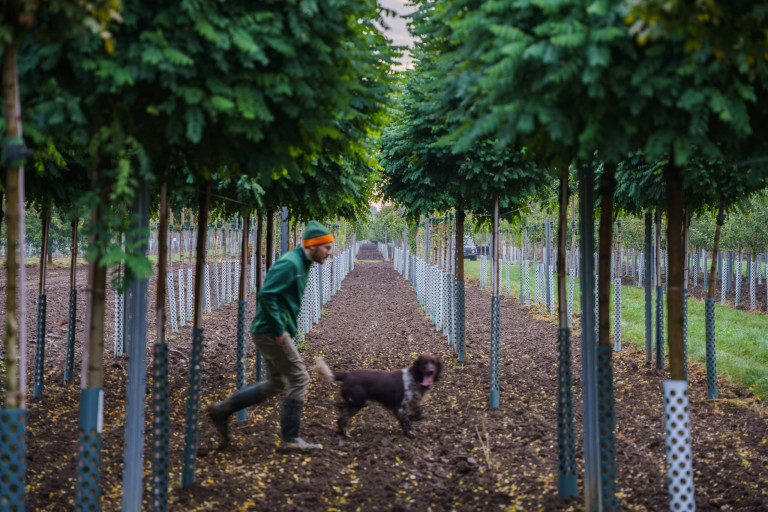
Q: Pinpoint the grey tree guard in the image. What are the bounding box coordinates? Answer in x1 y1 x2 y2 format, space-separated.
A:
280 206 289 257
578 166 600 511
122 180 150 512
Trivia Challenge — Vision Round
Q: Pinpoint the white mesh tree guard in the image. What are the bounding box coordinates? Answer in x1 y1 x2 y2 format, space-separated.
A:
167 273 178 332
663 380 695 511
178 268 186 325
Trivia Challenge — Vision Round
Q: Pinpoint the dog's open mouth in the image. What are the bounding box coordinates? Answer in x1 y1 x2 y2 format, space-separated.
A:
420 375 434 387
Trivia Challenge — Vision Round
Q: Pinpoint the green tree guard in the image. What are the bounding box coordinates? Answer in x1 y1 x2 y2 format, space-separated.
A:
557 328 577 498
181 327 205 488
705 299 717 399
597 346 618 510
656 285 665 370
683 288 689 381
33 294 46 397
456 280 466 362
75 388 103 511
0 409 26 510
489 296 501 407
151 343 170 512
64 289 77 380
236 301 248 423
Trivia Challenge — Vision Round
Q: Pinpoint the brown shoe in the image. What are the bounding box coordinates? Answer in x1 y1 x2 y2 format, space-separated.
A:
206 404 230 450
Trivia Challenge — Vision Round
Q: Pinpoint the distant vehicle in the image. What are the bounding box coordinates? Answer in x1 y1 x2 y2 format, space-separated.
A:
463 236 477 261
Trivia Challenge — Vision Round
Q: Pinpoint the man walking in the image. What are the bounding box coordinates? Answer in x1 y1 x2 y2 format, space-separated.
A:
207 220 333 451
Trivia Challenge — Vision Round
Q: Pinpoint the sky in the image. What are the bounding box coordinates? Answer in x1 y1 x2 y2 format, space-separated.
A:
377 0 417 70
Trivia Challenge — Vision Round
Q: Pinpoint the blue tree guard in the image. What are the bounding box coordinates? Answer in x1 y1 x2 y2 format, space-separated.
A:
181 327 205 488
151 343 170 512
705 299 717 399
597 346 618 511
236 301 248 423
0 408 26 511
656 285 665 370
65 288 77 380
213 261 220 310
489 296 501 407
33 294 47 397
75 387 103 511
557 328 577 498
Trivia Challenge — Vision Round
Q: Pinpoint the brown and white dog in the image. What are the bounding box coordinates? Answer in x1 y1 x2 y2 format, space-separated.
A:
315 355 442 438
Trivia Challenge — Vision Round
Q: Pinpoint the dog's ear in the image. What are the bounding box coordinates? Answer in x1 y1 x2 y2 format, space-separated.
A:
433 356 442 382
411 355 426 380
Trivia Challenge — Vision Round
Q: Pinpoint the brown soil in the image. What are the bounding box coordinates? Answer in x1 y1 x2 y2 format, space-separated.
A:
2 244 768 511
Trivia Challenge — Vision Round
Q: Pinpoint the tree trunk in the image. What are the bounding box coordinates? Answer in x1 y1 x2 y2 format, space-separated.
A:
666 164 685 380
70 220 78 289
707 196 726 299
655 212 662 287
456 210 465 281
571 195 577 272
239 213 250 302
193 181 211 327
492 197 500 296
39 208 50 295
256 211 263 291
598 163 616 347
82 172 109 390
157 182 169 346
558 169 569 327
266 208 274 271
3 38 27 408
683 211 690 287
168 209 174 276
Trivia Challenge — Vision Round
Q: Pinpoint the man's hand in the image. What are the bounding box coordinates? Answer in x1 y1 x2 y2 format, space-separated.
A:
276 332 288 345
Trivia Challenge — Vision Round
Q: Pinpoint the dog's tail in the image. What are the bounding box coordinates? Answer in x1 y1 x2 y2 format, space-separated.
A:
314 358 344 382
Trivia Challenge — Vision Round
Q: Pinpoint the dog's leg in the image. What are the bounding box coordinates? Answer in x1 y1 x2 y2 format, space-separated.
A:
395 407 415 438
336 403 362 438
408 408 426 421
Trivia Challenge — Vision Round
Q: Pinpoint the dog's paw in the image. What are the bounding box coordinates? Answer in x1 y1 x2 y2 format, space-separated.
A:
337 428 351 438
405 429 416 438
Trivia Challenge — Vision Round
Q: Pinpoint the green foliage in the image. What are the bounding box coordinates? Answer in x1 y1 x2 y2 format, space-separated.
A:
720 190 768 253
380 1 550 219
367 204 408 244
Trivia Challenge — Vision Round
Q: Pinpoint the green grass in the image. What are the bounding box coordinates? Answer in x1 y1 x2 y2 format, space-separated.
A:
462 259 768 400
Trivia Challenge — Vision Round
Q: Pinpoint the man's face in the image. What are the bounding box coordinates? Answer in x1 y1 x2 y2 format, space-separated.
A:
307 242 333 264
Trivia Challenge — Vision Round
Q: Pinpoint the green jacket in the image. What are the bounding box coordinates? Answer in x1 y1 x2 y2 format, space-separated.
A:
250 245 313 337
